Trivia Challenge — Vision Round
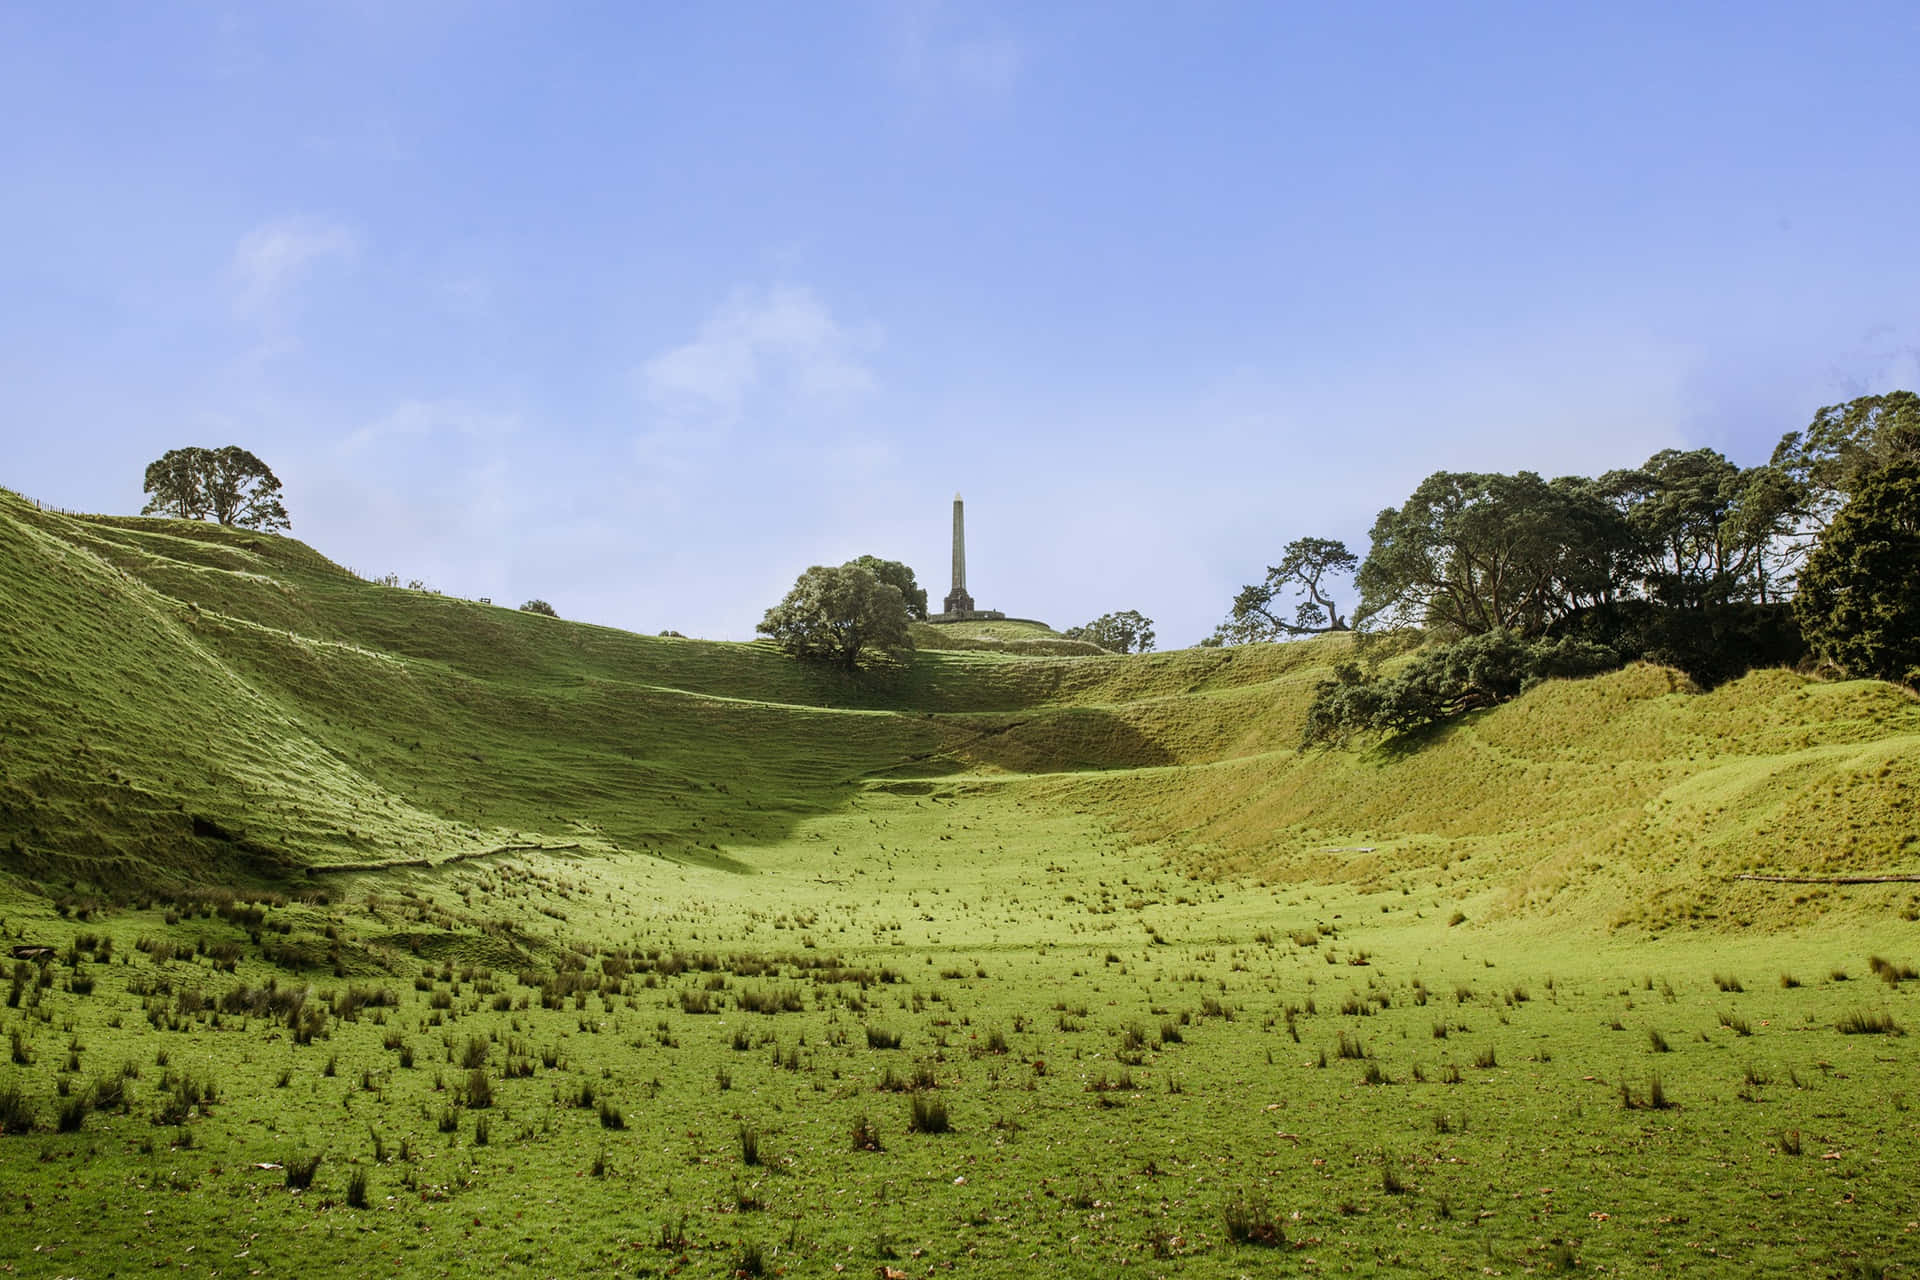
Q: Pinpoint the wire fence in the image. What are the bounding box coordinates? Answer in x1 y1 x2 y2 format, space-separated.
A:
3 487 102 519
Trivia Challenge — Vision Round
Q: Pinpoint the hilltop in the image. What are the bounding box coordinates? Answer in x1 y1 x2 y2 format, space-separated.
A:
2 489 1916 932
911 616 1106 656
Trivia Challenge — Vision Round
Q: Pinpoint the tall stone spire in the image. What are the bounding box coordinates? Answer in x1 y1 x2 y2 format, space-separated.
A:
951 493 966 592
943 492 975 616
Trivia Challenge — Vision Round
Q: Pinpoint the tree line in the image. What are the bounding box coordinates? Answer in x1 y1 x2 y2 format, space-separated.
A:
1195 392 1918 743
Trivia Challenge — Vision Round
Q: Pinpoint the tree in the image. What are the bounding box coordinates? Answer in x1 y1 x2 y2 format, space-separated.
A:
1772 391 1920 541
1720 463 1806 603
141 449 211 521
140 445 291 531
1793 459 1920 687
520 599 558 617
201 446 291 531
757 563 914 670
1207 538 1357 644
847 556 929 620
1595 449 1797 610
1064 610 1156 654
1355 471 1596 637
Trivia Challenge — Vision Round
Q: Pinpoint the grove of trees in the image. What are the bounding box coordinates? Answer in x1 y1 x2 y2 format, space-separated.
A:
1197 392 1920 743
141 446 291 531
1064 610 1156 654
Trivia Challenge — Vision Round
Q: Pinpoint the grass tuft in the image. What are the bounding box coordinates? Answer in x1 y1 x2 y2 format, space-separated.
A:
1222 1195 1286 1247
1836 1009 1900 1035
907 1093 950 1134
284 1154 321 1190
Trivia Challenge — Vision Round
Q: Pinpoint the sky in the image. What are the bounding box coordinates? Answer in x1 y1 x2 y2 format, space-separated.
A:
6 2 1920 646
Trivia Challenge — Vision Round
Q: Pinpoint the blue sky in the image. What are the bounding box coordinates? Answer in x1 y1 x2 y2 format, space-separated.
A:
6 2 1919 645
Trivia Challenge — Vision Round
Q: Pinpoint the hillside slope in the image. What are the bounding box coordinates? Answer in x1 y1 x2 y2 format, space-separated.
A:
3 491 1917 929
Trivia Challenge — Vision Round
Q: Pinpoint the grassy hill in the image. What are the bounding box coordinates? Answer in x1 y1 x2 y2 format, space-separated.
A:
4 488 1918 930
4 492 1920 1276
912 616 1105 655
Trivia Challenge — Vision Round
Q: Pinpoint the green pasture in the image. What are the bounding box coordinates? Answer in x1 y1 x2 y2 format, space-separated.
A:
1 491 1918 1276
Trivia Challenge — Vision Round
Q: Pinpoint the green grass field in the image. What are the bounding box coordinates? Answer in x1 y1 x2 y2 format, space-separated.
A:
2 490 1917 1277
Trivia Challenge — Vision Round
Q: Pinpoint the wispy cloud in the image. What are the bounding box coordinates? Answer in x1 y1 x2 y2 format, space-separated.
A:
342 398 519 454
229 216 358 317
639 285 878 429
888 1 1023 106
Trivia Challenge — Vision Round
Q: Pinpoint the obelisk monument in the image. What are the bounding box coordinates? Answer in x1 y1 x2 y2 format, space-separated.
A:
943 492 975 616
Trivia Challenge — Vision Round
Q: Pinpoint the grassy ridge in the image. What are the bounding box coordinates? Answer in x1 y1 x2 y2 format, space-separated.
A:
1075 663 1920 929
5 490 1920 930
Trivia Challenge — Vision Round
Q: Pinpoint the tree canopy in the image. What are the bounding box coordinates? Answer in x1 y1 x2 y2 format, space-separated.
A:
141 446 291 532
519 599 558 618
1596 449 1800 609
1772 391 1920 538
758 561 914 670
1793 459 1920 688
847 556 928 621
1346 451 1803 642
1064 610 1156 654
1355 470 1595 637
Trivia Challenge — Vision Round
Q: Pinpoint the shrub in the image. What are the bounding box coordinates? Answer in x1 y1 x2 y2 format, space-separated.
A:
1302 630 1620 746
